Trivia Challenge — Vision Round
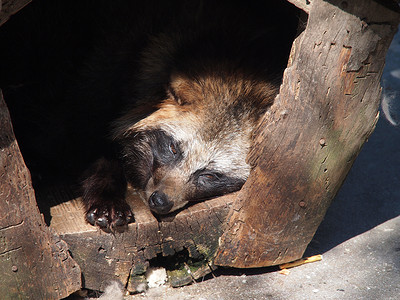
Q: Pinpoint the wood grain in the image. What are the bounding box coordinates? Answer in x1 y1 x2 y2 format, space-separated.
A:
0 0 31 26
46 186 234 292
286 0 312 13
214 0 400 268
0 91 81 299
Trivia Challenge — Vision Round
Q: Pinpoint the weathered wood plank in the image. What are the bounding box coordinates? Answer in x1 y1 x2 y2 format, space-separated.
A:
0 0 31 26
47 186 234 292
0 91 81 299
214 0 400 268
286 0 312 13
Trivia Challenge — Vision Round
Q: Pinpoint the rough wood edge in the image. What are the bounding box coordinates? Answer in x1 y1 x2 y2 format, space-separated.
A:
46 186 234 292
0 91 81 299
0 0 31 26
286 0 312 13
214 0 400 268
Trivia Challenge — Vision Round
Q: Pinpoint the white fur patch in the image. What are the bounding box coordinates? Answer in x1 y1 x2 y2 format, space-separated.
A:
146 267 168 288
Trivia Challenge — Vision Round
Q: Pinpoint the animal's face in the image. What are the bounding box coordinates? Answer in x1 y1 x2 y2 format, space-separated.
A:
115 73 276 214
120 128 248 214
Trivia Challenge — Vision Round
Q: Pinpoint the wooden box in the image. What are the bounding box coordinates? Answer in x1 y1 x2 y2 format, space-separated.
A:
0 0 399 297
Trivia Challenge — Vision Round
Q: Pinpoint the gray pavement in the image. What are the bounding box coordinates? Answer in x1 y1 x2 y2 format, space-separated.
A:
121 27 400 300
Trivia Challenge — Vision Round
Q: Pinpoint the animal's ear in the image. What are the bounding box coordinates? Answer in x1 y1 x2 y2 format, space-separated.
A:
111 104 158 140
168 73 200 105
166 83 183 105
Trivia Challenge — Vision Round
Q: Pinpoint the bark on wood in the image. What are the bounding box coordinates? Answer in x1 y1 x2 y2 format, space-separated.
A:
0 91 81 299
46 186 233 292
214 0 400 268
2 0 399 293
0 0 31 26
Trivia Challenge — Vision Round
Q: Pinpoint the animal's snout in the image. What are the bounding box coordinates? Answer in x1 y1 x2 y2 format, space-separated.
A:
148 191 173 214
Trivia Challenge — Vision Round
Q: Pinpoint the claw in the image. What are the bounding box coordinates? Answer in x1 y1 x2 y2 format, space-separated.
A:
126 211 134 223
96 216 109 228
86 210 97 225
85 204 134 229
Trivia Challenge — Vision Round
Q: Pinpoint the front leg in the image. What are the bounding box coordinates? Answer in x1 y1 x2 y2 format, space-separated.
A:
81 157 133 228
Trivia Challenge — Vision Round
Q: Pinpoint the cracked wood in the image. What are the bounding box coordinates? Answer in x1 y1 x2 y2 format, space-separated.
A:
214 0 400 268
0 91 81 299
46 186 234 292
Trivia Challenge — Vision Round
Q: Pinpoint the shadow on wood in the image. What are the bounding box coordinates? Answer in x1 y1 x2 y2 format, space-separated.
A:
45 186 233 292
0 92 81 299
0 0 32 26
1 0 400 296
215 0 400 267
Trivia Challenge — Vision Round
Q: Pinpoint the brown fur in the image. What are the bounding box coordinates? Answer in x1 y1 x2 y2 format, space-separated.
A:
78 0 299 228
112 72 279 213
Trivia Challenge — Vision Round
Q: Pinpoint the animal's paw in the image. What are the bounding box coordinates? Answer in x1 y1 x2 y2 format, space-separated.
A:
86 202 134 229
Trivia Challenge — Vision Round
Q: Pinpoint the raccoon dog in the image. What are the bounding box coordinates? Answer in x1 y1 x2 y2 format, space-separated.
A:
80 1 298 228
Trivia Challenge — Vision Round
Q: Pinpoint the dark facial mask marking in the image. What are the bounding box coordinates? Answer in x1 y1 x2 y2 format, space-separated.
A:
118 129 183 189
190 168 245 201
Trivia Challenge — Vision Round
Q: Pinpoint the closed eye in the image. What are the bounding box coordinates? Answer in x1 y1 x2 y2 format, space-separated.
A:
197 172 223 185
190 169 246 201
169 142 177 155
199 173 220 180
146 130 183 166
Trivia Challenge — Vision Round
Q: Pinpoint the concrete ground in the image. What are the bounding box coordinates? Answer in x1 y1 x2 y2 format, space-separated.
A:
118 27 400 300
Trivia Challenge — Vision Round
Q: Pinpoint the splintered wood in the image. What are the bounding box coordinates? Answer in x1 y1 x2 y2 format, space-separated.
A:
214 0 400 268
0 92 81 299
46 185 234 292
279 255 323 269
0 0 32 26
1 0 400 295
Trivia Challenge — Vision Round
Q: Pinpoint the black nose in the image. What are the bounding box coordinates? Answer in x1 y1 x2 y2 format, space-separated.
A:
148 191 173 214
